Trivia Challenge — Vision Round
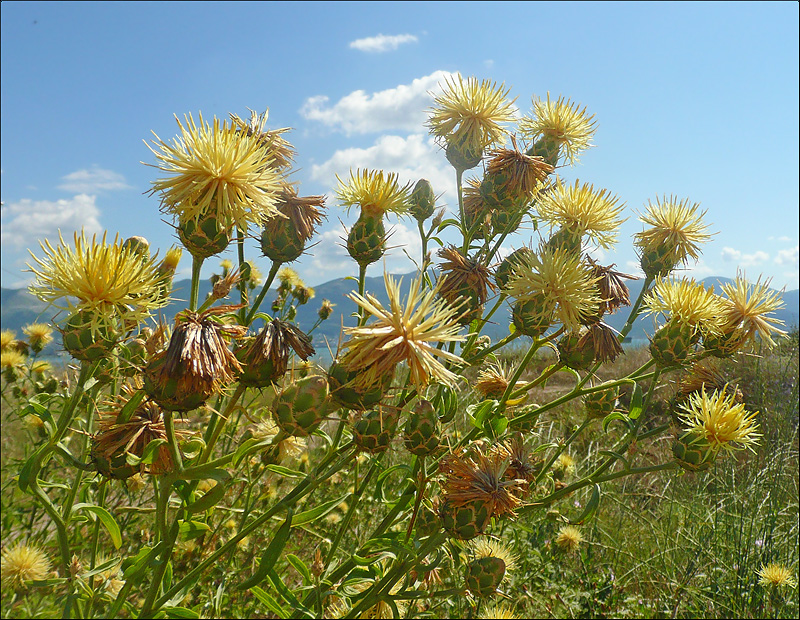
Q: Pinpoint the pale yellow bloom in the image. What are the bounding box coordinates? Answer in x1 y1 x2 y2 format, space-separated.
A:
677 388 761 454
757 563 797 588
719 274 786 348
518 93 597 165
555 525 583 553
643 277 727 335
635 196 712 267
335 169 410 218
1 544 52 588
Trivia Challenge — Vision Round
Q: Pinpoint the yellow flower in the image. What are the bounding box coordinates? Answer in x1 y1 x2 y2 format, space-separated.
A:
277 267 303 289
1 330 16 351
535 180 627 249
518 93 597 165
643 277 727 335
335 169 410 218
478 604 520 619
1 544 52 588
634 196 712 272
505 247 601 333
1 349 26 370
23 323 54 352
677 388 761 454
719 274 786 349
757 563 797 588
555 525 583 553
146 112 283 231
28 231 168 330
341 272 466 390
555 452 576 477
427 74 517 162
470 537 518 572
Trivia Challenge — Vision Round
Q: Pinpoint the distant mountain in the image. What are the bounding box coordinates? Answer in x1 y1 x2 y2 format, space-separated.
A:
2 274 797 364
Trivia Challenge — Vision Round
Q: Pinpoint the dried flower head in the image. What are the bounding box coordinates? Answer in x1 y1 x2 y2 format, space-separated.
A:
269 184 326 242
211 267 241 300
147 113 284 231
485 140 554 198
244 319 315 378
719 274 787 349
427 74 517 156
1 544 52 589
474 361 513 400
494 434 537 485
438 246 496 308
634 196 712 271
518 94 597 165
506 247 601 333
578 322 624 363
335 169 411 218
555 525 584 553
588 258 637 315
643 277 727 336
757 563 797 589
229 108 295 171
678 388 761 454
28 231 169 331
440 446 524 519
536 181 626 249
678 362 741 403
341 272 466 390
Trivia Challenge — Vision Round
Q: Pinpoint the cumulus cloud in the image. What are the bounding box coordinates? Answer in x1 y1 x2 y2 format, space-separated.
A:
349 33 418 53
720 247 769 266
57 166 132 193
300 70 455 135
1 194 103 249
310 133 457 207
775 245 799 267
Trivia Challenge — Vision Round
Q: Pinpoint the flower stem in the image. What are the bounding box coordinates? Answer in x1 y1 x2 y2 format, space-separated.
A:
190 255 204 312
245 259 281 325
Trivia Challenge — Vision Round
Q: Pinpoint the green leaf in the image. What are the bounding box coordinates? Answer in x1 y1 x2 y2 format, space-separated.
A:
467 399 498 429
487 415 508 438
598 449 631 470
602 411 632 433
267 569 314 618
232 437 274 468
375 464 413 502
570 483 601 525
122 543 165 583
162 607 200 619
628 382 643 420
179 520 211 541
237 510 293 591
249 585 286 618
117 390 146 424
292 494 349 527
286 554 312 585
187 480 227 514
264 464 305 479
73 504 122 549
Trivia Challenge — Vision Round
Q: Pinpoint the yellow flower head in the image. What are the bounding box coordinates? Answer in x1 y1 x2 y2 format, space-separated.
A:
146 112 283 231
277 267 303 289
478 604 521 620
518 94 597 165
335 169 411 218
1 543 52 588
28 231 169 329
341 272 466 390
1 330 17 351
634 196 712 268
643 277 727 335
470 537 518 573
677 388 761 454
506 247 601 333
555 525 584 553
1 349 26 370
719 274 786 349
535 180 627 249
427 74 517 154
757 563 797 589
229 108 296 172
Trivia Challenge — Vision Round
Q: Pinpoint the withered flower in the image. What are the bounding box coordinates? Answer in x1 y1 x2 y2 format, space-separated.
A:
588 258 637 315
238 319 315 387
577 322 624 363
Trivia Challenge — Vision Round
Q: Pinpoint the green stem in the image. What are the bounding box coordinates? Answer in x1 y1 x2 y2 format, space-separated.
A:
463 331 522 365
455 168 467 253
190 255 204 312
197 384 247 465
357 262 369 326
245 260 282 326
534 419 592 486
163 410 184 473
138 518 180 618
236 227 247 323
461 293 507 359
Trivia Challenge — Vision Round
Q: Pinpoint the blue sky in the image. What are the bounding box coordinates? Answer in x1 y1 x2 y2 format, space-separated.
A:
2 1 798 292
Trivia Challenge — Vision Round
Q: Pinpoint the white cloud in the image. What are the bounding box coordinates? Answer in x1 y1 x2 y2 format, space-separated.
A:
349 33 418 53
625 260 645 279
300 70 455 135
720 247 769 266
775 245 799 267
57 166 132 193
310 133 457 208
483 59 495 69
767 235 793 242
1 194 103 249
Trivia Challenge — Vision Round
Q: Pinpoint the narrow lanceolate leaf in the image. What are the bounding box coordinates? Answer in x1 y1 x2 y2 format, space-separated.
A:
238 510 293 591
628 382 643 420
291 494 349 527
73 504 122 549
570 484 601 525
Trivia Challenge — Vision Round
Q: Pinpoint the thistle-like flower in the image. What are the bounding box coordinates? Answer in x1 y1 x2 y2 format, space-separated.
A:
577 322 624 363
518 94 597 166
677 388 761 455
28 231 169 331
588 258 637 315
643 277 727 337
1 330 16 351
335 169 411 219
427 74 517 170
340 272 466 390
1 544 52 589
229 108 295 171
484 140 554 199
677 362 742 403
239 319 314 385
718 274 787 349
22 323 54 353
535 181 626 249
634 197 712 277
146 113 284 232
505 247 601 333
757 563 798 589
478 604 521 620
272 184 326 242
555 525 584 553
474 361 514 400
440 446 524 519
437 246 496 310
